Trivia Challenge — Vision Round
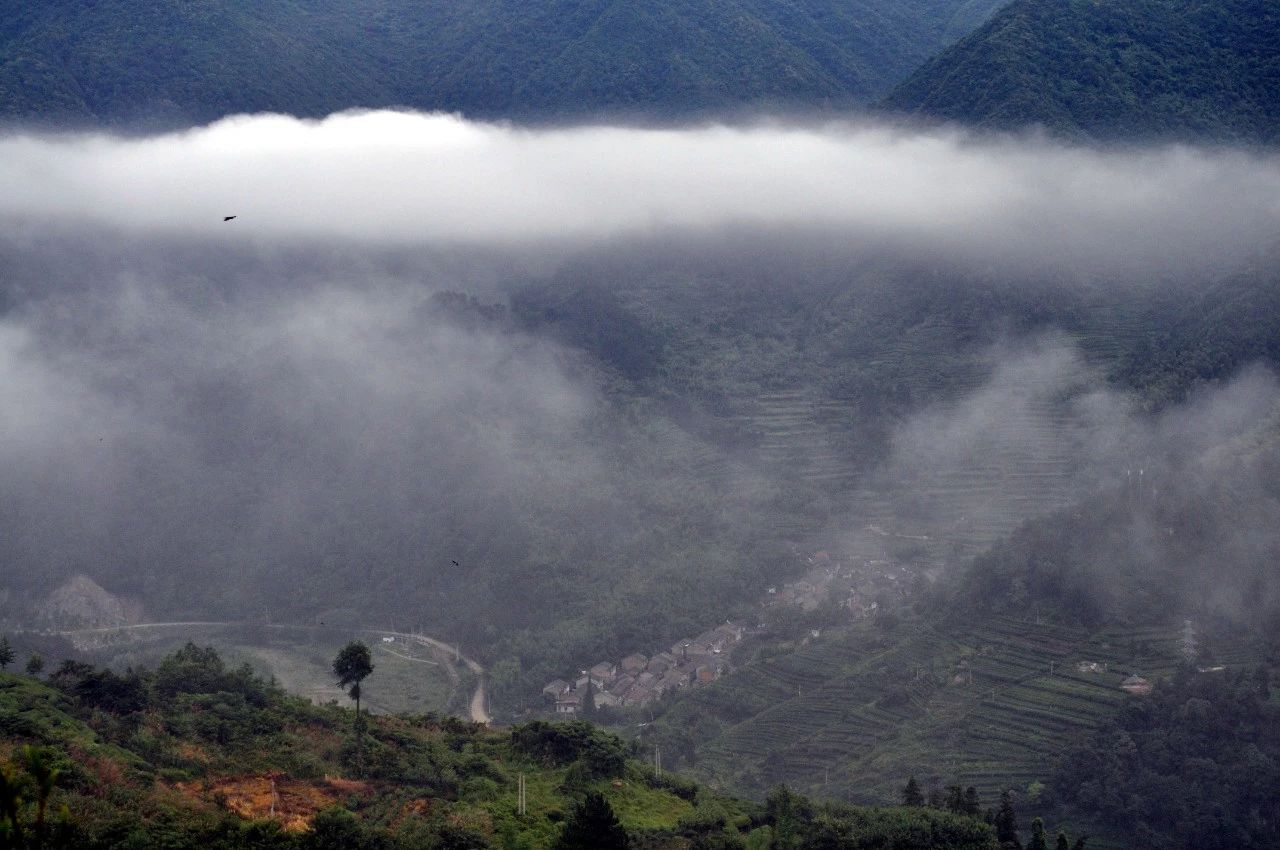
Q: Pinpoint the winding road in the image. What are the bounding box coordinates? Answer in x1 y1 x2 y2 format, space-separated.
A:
366 629 489 724
42 620 490 724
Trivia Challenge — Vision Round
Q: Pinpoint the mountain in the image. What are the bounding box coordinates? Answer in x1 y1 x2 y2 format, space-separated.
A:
0 0 1010 127
882 0 1280 142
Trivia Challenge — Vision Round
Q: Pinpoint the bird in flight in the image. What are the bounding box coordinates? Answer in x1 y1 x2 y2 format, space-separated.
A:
223 215 237 222
451 560 460 567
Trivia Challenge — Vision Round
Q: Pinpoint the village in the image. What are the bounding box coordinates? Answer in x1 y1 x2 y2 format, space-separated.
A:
539 545 1179 715
540 549 915 715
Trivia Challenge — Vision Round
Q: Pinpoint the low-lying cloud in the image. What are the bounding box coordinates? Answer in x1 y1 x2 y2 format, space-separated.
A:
4 110 1280 642
4 110 1280 278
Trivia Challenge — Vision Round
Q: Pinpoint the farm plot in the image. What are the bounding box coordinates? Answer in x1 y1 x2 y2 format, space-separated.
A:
673 617 1216 808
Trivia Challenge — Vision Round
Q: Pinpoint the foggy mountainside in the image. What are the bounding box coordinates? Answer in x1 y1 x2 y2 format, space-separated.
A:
0 0 1009 127
884 0 1280 142
2 9 1280 842
4 114 1280 690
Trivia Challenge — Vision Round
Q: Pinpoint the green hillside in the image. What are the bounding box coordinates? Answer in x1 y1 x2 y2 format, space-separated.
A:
0 0 1010 126
882 0 1280 142
0 644 1006 849
641 459 1279 845
651 616 1155 791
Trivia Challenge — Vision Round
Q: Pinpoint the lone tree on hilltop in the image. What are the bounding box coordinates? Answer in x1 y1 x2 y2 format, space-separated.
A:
333 641 374 719
0 637 13 670
334 641 374 775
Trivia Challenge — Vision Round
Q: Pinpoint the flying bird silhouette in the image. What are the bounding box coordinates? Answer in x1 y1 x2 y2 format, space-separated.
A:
223 215 237 222
451 560 460 567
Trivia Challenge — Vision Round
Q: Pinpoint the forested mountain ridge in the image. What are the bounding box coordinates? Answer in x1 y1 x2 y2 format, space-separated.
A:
0 0 1009 127
882 0 1280 142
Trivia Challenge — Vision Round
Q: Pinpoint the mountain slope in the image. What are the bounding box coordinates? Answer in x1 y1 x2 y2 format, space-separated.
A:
0 0 1010 126
0 648 1004 849
882 0 1280 142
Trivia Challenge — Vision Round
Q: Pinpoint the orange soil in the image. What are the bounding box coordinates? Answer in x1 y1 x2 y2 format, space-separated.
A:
176 774 371 832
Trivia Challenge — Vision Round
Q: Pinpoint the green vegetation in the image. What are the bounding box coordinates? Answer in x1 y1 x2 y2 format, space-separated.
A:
6 250 1280 849
555 791 629 850
634 388 1279 844
0 0 1009 127
332 641 374 719
883 0 1280 142
0 644 1006 849
646 614 1203 804
1051 667 1280 850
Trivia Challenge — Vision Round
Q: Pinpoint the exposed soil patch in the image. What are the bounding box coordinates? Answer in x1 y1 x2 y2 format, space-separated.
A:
176 774 371 832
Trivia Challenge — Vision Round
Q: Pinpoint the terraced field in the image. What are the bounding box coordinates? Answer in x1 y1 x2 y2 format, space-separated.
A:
728 371 1104 560
732 391 865 491
657 615 1261 825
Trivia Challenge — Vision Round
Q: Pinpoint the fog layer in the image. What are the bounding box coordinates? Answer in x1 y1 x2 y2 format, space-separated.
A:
3 111 1280 278
3 111 1280 648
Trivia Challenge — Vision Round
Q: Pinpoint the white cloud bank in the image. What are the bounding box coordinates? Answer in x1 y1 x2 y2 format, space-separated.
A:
3 110 1280 275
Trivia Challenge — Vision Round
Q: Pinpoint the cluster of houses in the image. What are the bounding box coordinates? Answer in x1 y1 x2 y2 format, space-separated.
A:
1076 661 1156 696
766 551 910 619
537 549 924 716
542 622 744 714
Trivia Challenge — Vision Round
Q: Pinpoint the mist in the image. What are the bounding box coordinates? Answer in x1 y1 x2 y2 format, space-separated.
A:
871 335 1280 625
3 110 1280 656
4 110 1280 279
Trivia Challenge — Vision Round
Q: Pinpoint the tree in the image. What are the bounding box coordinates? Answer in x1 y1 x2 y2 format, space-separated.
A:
556 791 629 850
994 790 1021 850
333 641 374 775
25 654 44 677
765 785 812 850
1056 832 1070 850
0 761 25 846
21 745 60 846
902 775 925 807
0 637 13 670
304 807 366 850
1028 817 1047 850
963 786 982 816
333 641 374 719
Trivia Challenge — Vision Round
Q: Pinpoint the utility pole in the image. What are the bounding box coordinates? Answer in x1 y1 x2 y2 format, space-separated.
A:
517 773 526 815
654 746 662 779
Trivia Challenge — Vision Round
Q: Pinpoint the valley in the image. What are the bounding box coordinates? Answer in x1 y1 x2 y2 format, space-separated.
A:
2 5 1280 843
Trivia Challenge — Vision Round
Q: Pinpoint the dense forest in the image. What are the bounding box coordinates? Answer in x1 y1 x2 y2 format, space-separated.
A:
1051 667 1280 850
883 0 1280 141
0 0 1007 126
